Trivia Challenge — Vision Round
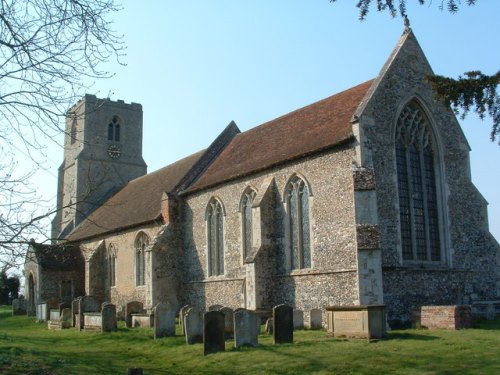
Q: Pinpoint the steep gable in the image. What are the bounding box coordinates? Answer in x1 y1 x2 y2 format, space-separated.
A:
184 80 374 194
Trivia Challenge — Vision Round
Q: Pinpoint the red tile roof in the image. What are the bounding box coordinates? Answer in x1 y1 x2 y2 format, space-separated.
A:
185 80 373 193
67 150 205 241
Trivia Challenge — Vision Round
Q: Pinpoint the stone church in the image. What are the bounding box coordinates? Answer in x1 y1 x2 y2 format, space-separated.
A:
25 29 499 325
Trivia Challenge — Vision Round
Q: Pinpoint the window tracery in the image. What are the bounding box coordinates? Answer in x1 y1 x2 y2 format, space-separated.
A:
207 198 224 276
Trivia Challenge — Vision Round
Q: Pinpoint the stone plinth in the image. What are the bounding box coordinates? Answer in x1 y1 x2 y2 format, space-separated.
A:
326 305 386 340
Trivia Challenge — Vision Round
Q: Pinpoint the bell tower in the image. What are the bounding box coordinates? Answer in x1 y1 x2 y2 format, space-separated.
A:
52 95 148 240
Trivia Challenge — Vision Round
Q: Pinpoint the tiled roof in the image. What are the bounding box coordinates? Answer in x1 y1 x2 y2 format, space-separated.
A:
67 150 205 241
185 80 373 193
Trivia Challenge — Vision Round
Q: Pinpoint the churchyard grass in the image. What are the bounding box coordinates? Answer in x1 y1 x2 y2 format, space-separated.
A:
1 306 499 374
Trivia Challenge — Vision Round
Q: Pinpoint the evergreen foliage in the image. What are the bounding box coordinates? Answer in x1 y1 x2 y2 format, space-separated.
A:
330 0 499 144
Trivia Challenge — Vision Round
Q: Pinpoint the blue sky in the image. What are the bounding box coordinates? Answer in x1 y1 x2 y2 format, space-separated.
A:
38 0 499 240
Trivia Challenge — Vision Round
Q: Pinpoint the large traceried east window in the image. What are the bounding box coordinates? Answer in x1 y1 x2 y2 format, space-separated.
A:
207 198 224 276
285 176 311 270
135 232 149 286
396 101 441 262
241 188 257 260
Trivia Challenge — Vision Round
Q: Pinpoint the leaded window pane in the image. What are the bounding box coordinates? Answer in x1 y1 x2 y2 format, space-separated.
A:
395 102 441 262
242 190 255 260
207 199 224 276
287 176 311 270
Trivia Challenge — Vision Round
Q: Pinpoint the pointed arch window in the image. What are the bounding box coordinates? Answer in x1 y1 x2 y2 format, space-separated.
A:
135 232 149 286
70 118 77 145
396 101 441 262
241 188 257 260
108 116 121 142
108 245 117 287
286 176 311 270
207 198 224 276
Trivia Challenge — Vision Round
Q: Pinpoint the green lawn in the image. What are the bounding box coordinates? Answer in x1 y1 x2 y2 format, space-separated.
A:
1 305 499 374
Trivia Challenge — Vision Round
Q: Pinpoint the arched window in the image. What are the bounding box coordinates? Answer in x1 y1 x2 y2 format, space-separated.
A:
241 188 257 260
135 232 149 286
207 198 224 276
70 118 77 145
107 116 121 142
285 176 311 270
108 244 117 287
395 101 441 262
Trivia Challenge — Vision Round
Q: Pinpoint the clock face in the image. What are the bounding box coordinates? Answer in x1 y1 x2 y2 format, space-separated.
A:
107 145 122 159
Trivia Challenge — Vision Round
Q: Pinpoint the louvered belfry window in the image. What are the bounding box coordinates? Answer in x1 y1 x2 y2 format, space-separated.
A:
207 198 224 276
396 101 441 262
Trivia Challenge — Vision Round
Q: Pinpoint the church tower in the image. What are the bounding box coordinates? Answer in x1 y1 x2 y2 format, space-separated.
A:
51 95 148 240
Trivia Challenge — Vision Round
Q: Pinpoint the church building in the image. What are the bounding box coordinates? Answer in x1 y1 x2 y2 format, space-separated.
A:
25 29 500 325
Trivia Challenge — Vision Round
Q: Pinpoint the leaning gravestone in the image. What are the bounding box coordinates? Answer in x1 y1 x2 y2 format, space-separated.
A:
102 303 117 332
204 311 225 355
234 309 260 348
273 304 293 344
184 307 203 344
154 302 176 339
265 318 273 334
125 301 144 328
309 309 322 329
179 304 193 335
219 307 234 338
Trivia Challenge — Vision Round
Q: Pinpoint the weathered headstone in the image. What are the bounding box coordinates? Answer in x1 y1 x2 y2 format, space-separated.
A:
179 304 193 335
208 304 223 311
78 296 100 331
265 318 273 334
184 307 203 344
234 309 260 348
293 309 304 330
37 303 48 322
273 304 293 344
125 301 144 328
61 308 72 323
12 298 27 315
102 303 117 332
219 307 234 338
71 297 81 327
204 311 225 355
154 302 176 339
309 309 322 329
59 302 71 316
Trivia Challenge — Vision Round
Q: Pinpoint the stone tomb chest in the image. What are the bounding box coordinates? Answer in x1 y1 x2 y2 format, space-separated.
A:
326 305 386 340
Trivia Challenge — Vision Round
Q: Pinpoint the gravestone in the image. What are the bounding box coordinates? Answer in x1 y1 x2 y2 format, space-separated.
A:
59 302 71 315
184 307 203 344
265 318 273 334
273 304 293 344
293 309 304 330
219 307 234 338
12 298 27 315
72 298 81 327
60 307 73 328
36 303 48 322
309 309 322 329
234 309 260 348
179 304 194 335
208 304 223 311
102 303 117 332
125 301 144 328
204 311 225 355
78 296 100 331
154 302 176 339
